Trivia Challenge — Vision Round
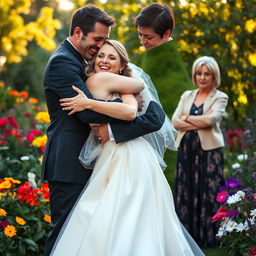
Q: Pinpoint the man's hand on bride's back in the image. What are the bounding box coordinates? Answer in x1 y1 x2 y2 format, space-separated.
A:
60 86 89 115
134 93 144 112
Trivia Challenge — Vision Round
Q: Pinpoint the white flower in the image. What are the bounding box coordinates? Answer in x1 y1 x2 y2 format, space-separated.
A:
235 223 246 232
232 163 241 169
216 229 225 238
237 154 248 161
227 194 242 204
27 172 37 188
236 190 245 198
250 209 256 217
247 217 255 226
225 220 237 232
216 225 226 237
20 156 30 161
243 220 250 231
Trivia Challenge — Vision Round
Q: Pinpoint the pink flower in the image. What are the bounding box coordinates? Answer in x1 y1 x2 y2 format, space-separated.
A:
216 191 228 203
212 212 227 223
0 118 7 127
26 129 42 142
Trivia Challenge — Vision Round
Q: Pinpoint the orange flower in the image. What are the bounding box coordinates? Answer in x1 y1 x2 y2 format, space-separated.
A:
4 177 21 184
0 82 4 88
44 214 51 223
15 216 26 225
19 91 28 99
28 97 39 104
9 90 19 96
16 97 24 103
4 225 17 237
0 208 7 216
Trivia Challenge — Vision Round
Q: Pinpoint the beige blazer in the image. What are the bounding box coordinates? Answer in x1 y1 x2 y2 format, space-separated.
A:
172 88 228 150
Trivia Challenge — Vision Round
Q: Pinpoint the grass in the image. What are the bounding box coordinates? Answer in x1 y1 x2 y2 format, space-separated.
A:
203 247 228 256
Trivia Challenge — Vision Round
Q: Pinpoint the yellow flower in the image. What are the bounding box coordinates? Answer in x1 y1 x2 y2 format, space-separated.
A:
35 112 50 124
0 180 12 190
44 214 51 223
245 19 256 33
238 95 248 105
4 225 17 238
4 177 21 184
32 135 48 148
0 208 7 216
15 216 26 225
248 53 256 66
0 192 6 200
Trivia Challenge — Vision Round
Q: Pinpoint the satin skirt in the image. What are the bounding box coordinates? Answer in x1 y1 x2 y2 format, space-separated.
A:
51 138 204 256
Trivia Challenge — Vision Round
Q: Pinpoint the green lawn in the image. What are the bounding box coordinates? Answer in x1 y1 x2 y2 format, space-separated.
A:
203 247 228 256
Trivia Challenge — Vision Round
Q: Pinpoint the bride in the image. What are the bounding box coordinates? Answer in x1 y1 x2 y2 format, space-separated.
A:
50 39 205 256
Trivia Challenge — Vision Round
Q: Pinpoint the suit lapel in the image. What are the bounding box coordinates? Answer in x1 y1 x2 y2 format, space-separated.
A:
185 89 198 114
62 39 87 81
203 88 217 113
62 39 85 64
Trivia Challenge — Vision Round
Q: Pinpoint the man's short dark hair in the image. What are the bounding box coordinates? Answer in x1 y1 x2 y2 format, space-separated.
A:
134 3 175 38
70 4 115 36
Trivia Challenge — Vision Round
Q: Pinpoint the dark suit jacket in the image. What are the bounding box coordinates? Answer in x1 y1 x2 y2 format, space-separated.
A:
42 39 165 185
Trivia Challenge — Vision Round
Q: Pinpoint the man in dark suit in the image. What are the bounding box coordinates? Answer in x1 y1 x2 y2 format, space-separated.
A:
42 5 165 255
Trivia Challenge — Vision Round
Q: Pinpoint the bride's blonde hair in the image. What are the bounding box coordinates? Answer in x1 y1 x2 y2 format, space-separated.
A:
85 39 132 77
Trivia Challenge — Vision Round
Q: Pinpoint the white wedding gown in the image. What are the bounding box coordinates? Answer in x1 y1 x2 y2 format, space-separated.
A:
51 137 204 256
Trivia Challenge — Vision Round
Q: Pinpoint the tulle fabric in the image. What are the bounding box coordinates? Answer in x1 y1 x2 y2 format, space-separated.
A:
79 63 177 170
51 138 204 256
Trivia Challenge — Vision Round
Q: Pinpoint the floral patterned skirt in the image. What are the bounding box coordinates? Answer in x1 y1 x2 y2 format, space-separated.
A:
174 130 224 248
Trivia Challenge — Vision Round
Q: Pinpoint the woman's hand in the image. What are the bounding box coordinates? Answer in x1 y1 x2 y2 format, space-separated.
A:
60 86 90 115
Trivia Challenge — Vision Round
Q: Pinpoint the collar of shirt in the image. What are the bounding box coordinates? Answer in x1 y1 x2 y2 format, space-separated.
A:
66 37 88 65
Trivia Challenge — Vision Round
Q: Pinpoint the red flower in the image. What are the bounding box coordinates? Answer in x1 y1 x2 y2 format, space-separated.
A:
216 191 228 203
0 140 7 145
23 112 32 117
26 129 42 142
0 118 7 127
7 116 19 129
212 212 227 223
19 91 28 99
17 182 33 201
217 207 227 213
249 247 256 256
26 193 39 206
40 184 50 201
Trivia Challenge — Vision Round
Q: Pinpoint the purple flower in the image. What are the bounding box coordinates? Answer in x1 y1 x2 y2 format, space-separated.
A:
0 220 9 229
226 178 242 189
226 210 240 217
219 184 227 192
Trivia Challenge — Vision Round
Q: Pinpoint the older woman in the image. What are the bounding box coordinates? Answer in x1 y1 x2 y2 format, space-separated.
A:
172 56 228 248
